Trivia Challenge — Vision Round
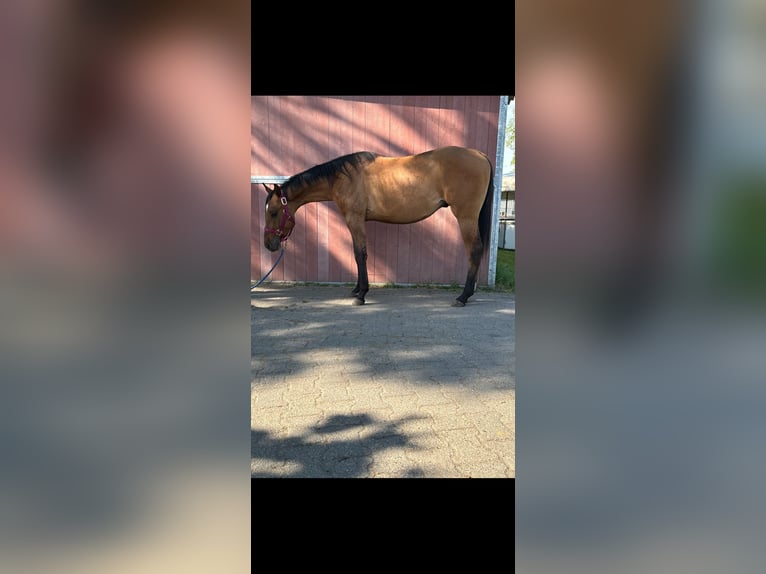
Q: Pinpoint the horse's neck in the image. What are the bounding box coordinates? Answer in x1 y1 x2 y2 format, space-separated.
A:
291 180 335 209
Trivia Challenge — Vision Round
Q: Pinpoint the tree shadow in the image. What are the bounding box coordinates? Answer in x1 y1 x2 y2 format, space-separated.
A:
251 285 514 389
251 413 427 478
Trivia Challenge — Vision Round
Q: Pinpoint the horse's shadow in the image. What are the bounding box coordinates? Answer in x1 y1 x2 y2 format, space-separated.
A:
251 413 427 478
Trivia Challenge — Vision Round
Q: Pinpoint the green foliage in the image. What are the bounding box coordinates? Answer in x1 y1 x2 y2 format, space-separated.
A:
505 115 515 149
505 102 515 167
495 249 515 292
711 175 766 296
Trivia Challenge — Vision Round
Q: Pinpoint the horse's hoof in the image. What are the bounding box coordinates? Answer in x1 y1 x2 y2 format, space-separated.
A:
352 298 365 306
452 299 466 307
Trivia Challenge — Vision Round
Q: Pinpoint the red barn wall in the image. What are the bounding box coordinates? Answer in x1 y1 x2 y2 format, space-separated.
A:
251 96 500 285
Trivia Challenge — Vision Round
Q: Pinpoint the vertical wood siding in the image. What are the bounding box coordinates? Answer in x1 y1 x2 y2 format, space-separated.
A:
251 96 499 285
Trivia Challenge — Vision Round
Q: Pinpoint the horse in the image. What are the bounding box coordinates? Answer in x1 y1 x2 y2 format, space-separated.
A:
262 146 494 307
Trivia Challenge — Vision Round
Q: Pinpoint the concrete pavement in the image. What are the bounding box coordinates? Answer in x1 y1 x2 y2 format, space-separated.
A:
251 284 515 478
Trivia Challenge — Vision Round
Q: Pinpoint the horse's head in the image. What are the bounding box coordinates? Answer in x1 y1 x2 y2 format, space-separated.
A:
263 183 296 251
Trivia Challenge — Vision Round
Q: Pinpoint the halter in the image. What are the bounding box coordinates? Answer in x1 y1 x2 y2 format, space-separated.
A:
264 188 295 242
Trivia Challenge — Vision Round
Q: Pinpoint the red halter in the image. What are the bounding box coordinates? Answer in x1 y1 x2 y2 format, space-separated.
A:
264 189 295 242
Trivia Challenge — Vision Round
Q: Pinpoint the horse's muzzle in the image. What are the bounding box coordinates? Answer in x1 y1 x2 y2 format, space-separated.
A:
264 235 281 252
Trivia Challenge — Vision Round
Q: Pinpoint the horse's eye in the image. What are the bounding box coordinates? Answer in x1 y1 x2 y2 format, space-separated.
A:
269 210 278 217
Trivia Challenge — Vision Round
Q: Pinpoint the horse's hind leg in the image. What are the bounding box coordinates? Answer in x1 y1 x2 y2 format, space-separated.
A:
453 219 484 307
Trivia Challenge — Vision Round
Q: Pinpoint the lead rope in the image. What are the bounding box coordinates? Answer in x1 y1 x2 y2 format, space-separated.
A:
251 246 286 290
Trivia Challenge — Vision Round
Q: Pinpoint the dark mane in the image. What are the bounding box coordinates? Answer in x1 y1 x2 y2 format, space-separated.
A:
268 152 377 203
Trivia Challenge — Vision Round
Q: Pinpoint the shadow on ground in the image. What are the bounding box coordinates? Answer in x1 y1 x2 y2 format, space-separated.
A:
251 413 428 478
251 285 514 390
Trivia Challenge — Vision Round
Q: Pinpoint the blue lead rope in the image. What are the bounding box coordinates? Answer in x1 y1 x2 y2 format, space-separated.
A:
251 247 285 290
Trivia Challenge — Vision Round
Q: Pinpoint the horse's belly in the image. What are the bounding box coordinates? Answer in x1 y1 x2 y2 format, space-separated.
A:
363 165 448 223
366 197 448 224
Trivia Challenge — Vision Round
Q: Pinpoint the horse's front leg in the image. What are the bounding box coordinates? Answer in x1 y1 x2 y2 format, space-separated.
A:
351 242 369 305
347 223 369 305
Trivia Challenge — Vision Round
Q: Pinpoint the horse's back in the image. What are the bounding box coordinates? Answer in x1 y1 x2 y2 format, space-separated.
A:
368 146 490 182
416 146 491 184
427 145 489 164
356 146 491 223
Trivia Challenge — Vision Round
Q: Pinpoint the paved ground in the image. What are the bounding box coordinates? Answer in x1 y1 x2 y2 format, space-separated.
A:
251 284 515 478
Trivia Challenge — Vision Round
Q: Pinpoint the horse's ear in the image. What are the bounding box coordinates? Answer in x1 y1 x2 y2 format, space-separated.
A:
262 183 274 193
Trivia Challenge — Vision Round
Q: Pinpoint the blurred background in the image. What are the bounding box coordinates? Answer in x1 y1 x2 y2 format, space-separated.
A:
5 0 766 569
0 1 250 572
517 0 766 572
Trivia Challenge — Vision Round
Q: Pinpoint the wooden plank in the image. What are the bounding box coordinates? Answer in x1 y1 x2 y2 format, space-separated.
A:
338 212 356 284
396 220 411 284
265 96 273 173
248 93 266 299
395 96 418 283
254 102 277 280
350 96 365 152
295 96 314 282
327 98 343 283
387 95 407 158
437 95 451 146
419 98 442 281
286 97 307 280
429 96 450 283
256 193 269 282
385 222 399 284
281 99 296 281
444 97 462 283
456 94 474 283
411 95 429 154
448 211 464 284
426 95 443 283
304 201 319 281
271 96 286 176
316 97 331 282
316 202 330 281
328 98 354 282
292 95 308 168
332 108 357 278
370 101 390 281
435 214 450 284
281 97 296 174
374 221 389 283
399 96 417 155
365 97 390 155
251 96 269 175
365 96 390 283
334 208 351 283
271 98 294 281
303 96 325 167
464 96 479 153
290 201 307 283
424 96 440 150
452 95 467 144
255 185 261 279
438 95 465 284
406 96 432 281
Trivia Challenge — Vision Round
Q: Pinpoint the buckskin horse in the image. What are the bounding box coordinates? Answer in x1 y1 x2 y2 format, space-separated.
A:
262 146 494 306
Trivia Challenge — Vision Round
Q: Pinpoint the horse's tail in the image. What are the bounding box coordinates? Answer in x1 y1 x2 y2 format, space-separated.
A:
478 157 494 255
